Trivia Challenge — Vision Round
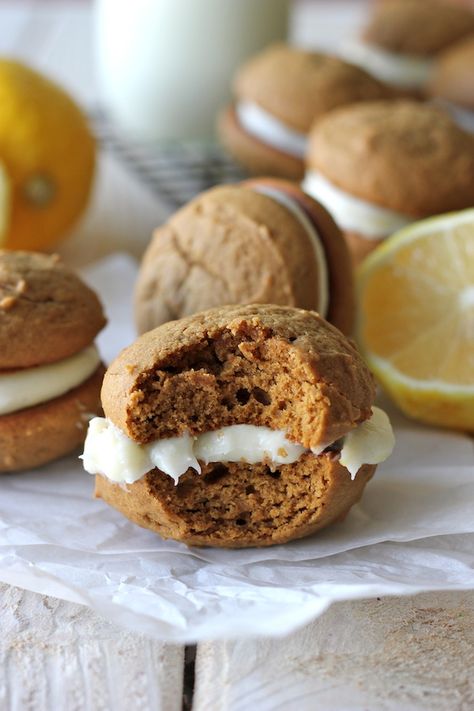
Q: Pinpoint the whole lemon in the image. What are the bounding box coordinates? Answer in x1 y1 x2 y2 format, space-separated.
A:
0 60 95 251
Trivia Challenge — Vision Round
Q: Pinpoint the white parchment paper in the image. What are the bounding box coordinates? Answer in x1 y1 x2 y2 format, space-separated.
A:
0 254 473 642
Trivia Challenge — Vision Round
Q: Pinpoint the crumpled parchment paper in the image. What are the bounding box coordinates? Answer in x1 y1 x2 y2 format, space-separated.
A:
0 254 473 642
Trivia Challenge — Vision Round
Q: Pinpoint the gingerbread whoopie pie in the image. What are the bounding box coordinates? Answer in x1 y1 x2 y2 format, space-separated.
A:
82 304 394 548
0 251 106 471
218 43 394 179
428 35 474 133
135 178 355 336
342 0 474 92
304 99 474 263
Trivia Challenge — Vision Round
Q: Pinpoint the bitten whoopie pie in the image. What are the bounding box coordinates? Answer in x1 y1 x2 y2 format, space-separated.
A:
342 0 474 91
304 99 474 263
135 178 355 336
82 304 394 548
428 35 474 133
0 251 106 471
218 43 394 179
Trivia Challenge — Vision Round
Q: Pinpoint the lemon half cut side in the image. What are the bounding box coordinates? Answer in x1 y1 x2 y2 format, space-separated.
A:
357 208 474 432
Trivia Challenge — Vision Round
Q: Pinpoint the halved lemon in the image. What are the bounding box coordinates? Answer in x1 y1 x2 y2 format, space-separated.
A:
0 60 95 251
357 209 474 432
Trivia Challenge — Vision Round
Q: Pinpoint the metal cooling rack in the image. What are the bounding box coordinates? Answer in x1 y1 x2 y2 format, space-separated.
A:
92 109 247 210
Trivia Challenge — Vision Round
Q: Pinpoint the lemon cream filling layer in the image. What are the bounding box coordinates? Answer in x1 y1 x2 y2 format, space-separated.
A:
82 407 394 485
0 345 101 416
251 184 329 317
303 171 413 238
341 40 433 89
236 100 308 158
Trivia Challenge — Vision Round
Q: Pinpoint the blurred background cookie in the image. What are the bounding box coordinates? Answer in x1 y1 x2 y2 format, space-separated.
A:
0 251 106 471
218 43 394 180
83 304 394 548
135 178 355 336
342 0 474 92
428 34 474 132
303 99 474 263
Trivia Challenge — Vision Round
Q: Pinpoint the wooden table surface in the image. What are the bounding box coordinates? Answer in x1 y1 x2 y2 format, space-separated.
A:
0 2 473 709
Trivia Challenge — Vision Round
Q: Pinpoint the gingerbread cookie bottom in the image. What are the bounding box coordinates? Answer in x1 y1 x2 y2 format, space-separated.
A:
0 364 105 472
218 105 304 180
344 230 386 265
95 453 376 548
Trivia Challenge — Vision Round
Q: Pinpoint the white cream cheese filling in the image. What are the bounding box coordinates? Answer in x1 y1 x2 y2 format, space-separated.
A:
81 407 394 485
339 406 394 478
303 171 413 239
340 40 433 89
433 100 474 134
236 100 308 158
251 184 329 317
0 344 101 416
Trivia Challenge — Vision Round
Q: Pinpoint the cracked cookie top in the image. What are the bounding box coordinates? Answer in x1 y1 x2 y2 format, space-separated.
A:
0 250 106 368
102 304 375 450
134 180 354 336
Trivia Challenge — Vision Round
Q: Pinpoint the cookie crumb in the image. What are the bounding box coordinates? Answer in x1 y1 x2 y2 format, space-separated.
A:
16 279 27 294
0 295 17 310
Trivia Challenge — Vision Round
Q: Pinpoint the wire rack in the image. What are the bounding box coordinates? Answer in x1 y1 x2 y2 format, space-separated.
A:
92 109 247 210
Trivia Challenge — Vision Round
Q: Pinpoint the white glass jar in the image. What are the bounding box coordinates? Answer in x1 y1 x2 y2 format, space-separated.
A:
95 0 289 140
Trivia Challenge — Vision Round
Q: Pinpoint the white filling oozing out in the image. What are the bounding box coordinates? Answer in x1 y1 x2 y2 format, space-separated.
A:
0 345 101 416
251 184 329 317
236 100 308 158
81 407 394 485
303 171 413 238
340 40 433 89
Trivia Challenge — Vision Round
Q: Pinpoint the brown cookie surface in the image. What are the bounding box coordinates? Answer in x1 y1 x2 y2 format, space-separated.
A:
307 99 474 216
95 456 376 548
218 105 304 179
362 0 474 56
428 35 474 109
0 365 105 472
0 251 106 368
343 231 385 266
135 180 354 335
243 178 355 334
103 304 375 452
234 43 395 132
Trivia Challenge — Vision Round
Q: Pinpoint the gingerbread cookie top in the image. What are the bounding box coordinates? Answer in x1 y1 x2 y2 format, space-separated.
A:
0 251 106 368
234 43 394 132
102 304 375 451
362 0 474 56
307 100 474 216
134 179 354 336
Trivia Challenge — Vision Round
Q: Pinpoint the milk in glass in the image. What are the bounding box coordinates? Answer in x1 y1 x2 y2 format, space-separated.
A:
96 0 289 140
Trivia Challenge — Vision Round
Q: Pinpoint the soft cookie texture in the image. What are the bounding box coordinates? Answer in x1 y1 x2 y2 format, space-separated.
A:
307 100 474 215
428 35 474 109
135 179 355 336
362 0 474 56
305 100 474 260
218 43 394 178
0 367 105 471
96 304 376 547
0 251 105 368
0 250 106 471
